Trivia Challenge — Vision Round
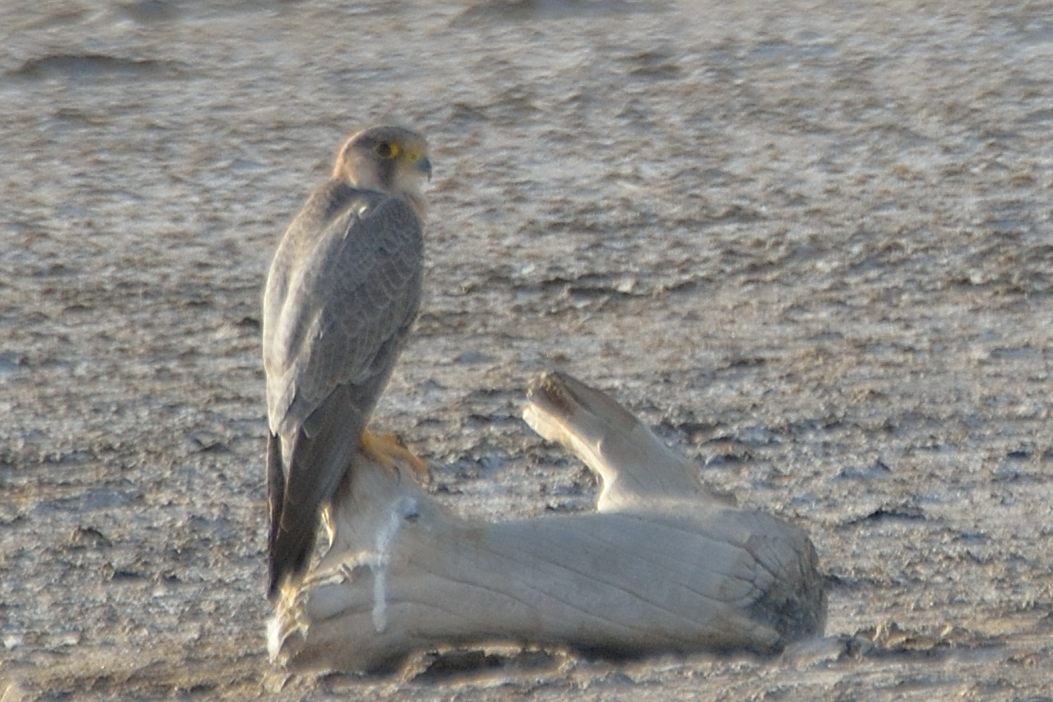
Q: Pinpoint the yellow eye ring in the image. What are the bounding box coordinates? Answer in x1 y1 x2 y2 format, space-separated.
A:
375 141 399 159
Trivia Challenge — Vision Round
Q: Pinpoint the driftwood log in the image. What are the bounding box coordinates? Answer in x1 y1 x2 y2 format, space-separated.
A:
268 371 826 673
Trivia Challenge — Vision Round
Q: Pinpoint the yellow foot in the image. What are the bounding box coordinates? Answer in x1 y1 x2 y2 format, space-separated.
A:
359 429 428 480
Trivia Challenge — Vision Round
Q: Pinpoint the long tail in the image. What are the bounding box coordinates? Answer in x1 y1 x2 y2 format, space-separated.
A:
266 382 387 600
266 433 299 600
268 431 334 601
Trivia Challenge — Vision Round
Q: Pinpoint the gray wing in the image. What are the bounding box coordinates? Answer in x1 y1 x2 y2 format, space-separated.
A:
262 182 423 598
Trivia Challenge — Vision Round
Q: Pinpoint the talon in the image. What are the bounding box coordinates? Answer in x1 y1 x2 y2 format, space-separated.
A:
359 429 428 480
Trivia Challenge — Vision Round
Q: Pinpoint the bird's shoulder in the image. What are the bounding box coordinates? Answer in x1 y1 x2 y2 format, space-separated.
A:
285 182 376 244
267 184 410 296
285 181 420 254
261 181 423 434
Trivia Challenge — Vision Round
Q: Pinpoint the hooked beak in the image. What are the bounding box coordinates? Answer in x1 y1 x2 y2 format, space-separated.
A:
418 155 432 181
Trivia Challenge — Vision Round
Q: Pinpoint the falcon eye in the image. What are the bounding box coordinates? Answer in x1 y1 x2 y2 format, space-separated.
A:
374 141 399 159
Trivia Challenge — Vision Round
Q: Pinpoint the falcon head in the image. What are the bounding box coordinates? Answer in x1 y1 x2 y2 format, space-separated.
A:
333 126 432 209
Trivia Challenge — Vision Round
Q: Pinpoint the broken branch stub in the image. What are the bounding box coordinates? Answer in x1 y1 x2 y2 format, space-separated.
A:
269 371 826 672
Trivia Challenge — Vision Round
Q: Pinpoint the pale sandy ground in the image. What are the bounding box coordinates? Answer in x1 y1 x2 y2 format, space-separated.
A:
1 1 1051 699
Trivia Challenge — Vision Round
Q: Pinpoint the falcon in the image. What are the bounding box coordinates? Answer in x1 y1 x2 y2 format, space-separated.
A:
262 126 431 600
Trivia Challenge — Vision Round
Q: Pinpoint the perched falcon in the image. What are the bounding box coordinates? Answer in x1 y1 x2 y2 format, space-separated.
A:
262 126 431 600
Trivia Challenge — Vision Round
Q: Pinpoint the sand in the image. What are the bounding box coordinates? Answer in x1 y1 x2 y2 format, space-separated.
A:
1 0 1051 699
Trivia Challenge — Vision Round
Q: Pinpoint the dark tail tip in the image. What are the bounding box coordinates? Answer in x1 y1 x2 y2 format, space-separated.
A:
266 529 314 602
266 568 282 602
265 432 313 601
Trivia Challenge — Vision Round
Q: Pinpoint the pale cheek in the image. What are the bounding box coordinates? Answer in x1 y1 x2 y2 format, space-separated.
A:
347 161 385 190
393 171 426 194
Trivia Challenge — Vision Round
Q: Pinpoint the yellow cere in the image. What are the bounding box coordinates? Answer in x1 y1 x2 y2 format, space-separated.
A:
404 148 421 162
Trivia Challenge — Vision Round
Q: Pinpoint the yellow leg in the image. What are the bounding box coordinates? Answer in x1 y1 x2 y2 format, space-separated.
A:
359 428 428 480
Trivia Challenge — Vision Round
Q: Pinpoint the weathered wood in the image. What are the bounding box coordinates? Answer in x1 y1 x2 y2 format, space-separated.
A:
268 371 826 673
